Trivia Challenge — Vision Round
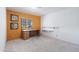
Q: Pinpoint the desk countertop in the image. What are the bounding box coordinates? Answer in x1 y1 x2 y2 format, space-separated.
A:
22 29 37 31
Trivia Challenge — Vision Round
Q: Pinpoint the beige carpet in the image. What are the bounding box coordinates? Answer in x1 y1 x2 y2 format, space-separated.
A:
5 36 79 52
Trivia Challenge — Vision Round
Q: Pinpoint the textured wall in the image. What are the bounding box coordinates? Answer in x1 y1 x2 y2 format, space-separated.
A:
41 8 79 45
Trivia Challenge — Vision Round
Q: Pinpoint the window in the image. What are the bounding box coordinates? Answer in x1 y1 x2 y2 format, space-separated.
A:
21 18 32 29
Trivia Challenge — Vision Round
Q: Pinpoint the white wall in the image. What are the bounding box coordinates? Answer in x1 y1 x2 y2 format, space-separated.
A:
41 8 79 45
0 7 7 51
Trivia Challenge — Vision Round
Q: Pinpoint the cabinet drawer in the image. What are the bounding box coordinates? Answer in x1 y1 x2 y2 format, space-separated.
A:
30 31 37 37
21 31 29 40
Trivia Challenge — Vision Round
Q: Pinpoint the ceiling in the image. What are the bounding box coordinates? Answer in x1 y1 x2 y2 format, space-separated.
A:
7 7 69 16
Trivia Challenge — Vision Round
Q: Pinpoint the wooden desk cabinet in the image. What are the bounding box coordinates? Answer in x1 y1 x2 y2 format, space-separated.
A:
21 30 40 40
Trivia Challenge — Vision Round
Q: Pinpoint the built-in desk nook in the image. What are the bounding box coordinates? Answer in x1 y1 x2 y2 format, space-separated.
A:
21 29 40 40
